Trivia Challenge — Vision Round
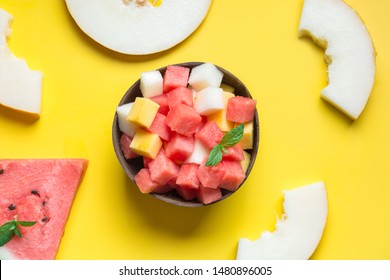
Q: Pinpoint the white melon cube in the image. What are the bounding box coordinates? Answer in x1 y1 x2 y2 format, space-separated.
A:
140 70 163 98
185 139 209 165
188 63 223 91
116 102 137 137
194 87 224 116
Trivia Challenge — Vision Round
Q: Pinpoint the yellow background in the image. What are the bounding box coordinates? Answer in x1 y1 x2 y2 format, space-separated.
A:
0 0 389 260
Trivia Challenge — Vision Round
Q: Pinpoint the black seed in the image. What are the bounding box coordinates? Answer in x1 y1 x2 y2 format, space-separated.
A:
31 190 40 197
0 169 4 175
42 201 47 206
41 217 49 223
8 204 16 210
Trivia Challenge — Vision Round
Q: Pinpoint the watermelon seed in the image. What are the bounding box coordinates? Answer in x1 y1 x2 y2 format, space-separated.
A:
31 189 40 197
41 217 49 223
42 201 47 206
8 204 16 210
0 169 4 174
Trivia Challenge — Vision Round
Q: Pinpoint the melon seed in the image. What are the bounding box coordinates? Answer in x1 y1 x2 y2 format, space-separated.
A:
8 204 16 210
0 169 4 174
41 217 50 223
31 189 40 197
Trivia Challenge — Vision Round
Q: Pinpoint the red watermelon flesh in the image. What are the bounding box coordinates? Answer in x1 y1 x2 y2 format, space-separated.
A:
166 87 194 109
148 112 171 141
165 103 202 136
222 144 245 161
219 160 246 191
120 133 140 159
226 96 257 123
163 65 190 93
0 159 88 260
197 161 225 189
195 120 223 149
165 133 195 162
148 149 180 185
150 94 169 115
176 163 200 189
197 185 222 205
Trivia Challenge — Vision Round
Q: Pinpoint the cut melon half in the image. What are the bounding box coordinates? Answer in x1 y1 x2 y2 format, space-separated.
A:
0 9 43 117
65 0 212 55
298 0 376 120
236 181 328 260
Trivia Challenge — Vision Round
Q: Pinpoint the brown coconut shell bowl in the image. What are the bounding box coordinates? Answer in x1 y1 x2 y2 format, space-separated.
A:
112 62 260 207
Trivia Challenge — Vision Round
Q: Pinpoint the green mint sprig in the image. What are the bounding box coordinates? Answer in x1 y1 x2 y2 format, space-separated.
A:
205 124 244 166
0 217 36 247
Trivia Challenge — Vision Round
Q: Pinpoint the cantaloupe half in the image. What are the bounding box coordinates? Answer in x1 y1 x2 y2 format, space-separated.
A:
0 9 43 117
298 0 376 120
65 0 212 55
236 182 328 260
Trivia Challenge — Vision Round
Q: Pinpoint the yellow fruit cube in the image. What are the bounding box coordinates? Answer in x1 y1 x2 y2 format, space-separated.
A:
207 92 234 132
127 97 160 129
130 129 162 159
236 121 253 150
220 83 235 93
241 151 251 173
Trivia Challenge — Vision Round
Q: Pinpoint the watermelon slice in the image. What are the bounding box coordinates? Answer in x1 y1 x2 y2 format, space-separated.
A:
0 159 88 260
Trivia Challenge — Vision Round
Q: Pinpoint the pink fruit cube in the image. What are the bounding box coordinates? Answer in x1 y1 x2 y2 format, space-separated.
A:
176 186 198 201
197 161 225 189
197 185 222 205
165 133 195 162
120 133 140 159
166 86 194 109
148 113 171 141
226 96 257 123
222 144 245 161
149 149 180 185
176 163 200 189
133 168 161 194
163 65 190 92
150 94 169 115
166 103 202 136
195 120 223 149
220 160 246 191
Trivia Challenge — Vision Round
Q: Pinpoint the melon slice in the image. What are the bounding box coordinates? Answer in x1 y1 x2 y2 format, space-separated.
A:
236 182 328 260
0 159 88 260
0 9 43 117
65 0 212 55
298 0 376 120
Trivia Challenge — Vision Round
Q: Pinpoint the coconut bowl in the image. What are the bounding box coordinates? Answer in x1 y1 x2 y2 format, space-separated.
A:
112 62 260 207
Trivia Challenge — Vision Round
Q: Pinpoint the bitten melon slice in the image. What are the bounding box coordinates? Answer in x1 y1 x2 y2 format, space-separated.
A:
65 0 212 55
236 182 328 260
0 9 43 117
0 159 88 260
298 0 375 120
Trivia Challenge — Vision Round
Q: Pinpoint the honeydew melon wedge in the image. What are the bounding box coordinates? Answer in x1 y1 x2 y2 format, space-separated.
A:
65 0 212 55
236 181 328 260
0 9 43 117
298 0 376 120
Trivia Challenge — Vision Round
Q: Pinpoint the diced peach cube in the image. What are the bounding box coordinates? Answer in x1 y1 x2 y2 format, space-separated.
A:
130 129 162 159
128 97 160 129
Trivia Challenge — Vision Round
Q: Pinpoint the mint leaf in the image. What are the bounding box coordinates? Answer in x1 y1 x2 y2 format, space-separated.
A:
205 145 223 166
219 124 244 147
0 219 36 247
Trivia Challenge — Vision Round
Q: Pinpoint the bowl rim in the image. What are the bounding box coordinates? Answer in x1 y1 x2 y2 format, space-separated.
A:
112 62 260 207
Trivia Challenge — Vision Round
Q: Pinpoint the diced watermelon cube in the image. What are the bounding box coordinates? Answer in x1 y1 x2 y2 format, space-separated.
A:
176 186 198 201
176 163 200 189
163 65 190 93
197 161 225 189
195 120 223 149
133 168 161 194
197 185 222 204
165 133 195 162
148 113 171 141
166 86 194 109
226 96 257 123
166 103 202 136
120 133 140 159
149 149 180 185
143 156 152 168
195 116 208 134
220 160 246 191
150 94 169 115
222 144 245 161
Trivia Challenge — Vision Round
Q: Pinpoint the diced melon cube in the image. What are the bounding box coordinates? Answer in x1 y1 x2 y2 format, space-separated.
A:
134 168 162 194
149 149 180 185
128 97 160 129
222 144 245 161
220 83 235 93
150 94 169 115
197 185 222 205
148 112 171 141
120 133 140 159
195 120 223 149
194 87 224 116
236 121 254 150
166 103 202 136
185 139 209 165
176 163 200 189
207 91 234 132
197 161 225 189
220 160 246 191
188 63 223 91
176 186 198 201
163 65 190 92
130 129 162 159
227 96 257 123
241 151 251 173
165 133 195 162
140 70 163 98
116 103 137 137
166 86 194 109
